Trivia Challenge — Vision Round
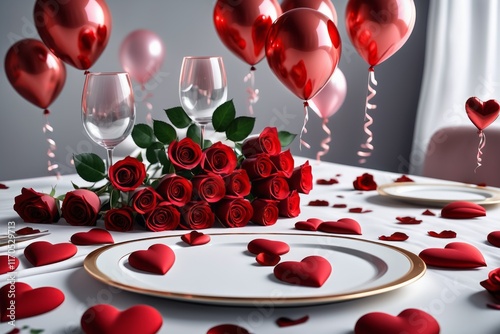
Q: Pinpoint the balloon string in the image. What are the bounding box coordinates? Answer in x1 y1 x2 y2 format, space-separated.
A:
475 130 486 173
141 86 154 125
357 68 377 164
316 117 331 162
300 101 311 150
243 66 259 115
42 109 60 179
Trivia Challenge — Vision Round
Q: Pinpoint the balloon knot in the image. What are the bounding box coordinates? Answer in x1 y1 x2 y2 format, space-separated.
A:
250 66 256 71
84 70 90 75
303 101 309 107
43 109 50 115
368 66 375 72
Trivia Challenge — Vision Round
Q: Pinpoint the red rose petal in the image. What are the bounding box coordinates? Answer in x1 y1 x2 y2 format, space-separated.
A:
487 303 500 310
0 183 8 189
422 209 436 216
349 207 372 213
316 178 338 185
477 183 487 187
256 252 280 266
15 227 41 235
308 200 329 206
428 230 457 238
247 239 290 256
274 256 331 287
419 242 486 268
336 195 344 198
396 216 422 224
207 324 250 334
487 231 500 247
379 232 409 241
332 204 347 208
181 231 211 246
395 175 414 182
441 201 486 219
276 315 309 327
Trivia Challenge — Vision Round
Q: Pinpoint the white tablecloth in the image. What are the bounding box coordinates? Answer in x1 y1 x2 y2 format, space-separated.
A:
1 157 499 333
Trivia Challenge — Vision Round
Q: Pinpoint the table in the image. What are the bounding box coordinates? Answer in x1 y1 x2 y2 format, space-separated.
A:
1 157 499 333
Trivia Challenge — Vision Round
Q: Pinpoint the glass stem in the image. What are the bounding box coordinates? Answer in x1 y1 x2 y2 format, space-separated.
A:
106 148 114 173
200 124 206 150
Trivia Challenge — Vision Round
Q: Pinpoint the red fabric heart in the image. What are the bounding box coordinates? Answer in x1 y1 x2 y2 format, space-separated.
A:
256 252 280 266
276 315 309 327
0 282 64 322
15 227 41 235
379 232 409 241
207 324 250 334
318 218 362 235
419 242 486 268
128 244 175 275
274 256 331 287
441 201 486 219
70 228 114 245
487 231 500 247
0 255 19 275
295 218 323 231
465 97 500 130
428 230 457 239
247 239 290 256
24 241 77 267
354 308 440 334
80 304 162 334
181 231 211 246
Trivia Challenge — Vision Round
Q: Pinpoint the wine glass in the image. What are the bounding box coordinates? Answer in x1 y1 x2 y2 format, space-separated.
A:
82 72 136 172
179 56 227 148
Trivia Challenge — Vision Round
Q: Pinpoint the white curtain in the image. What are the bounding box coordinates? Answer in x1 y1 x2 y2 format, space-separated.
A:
410 0 500 175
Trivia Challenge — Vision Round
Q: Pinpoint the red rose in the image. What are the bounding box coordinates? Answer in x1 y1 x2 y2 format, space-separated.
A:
242 127 281 157
145 201 181 231
278 190 300 217
179 201 215 229
108 156 146 192
252 175 290 200
200 142 237 175
269 149 294 178
156 174 193 207
480 267 500 301
251 199 279 226
62 189 100 226
288 160 313 194
13 188 60 224
130 187 162 215
213 197 253 228
240 154 274 179
104 207 134 232
223 169 251 198
191 174 226 203
353 173 377 191
168 137 202 170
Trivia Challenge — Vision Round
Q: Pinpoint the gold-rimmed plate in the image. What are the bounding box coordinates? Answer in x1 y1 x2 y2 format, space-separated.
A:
378 182 500 207
84 233 425 307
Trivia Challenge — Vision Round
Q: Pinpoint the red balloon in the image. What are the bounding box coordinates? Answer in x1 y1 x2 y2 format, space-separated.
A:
265 8 341 101
281 0 338 24
33 0 112 70
5 39 66 109
345 0 416 67
213 0 282 66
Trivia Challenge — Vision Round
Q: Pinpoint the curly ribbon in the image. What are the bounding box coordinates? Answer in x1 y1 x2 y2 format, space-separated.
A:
316 117 331 162
300 101 311 150
357 67 378 164
42 109 60 179
141 87 154 125
475 130 486 172
243 66 259 115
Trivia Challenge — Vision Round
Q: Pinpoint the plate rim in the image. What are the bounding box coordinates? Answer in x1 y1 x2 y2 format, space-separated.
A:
84 232 426 306
377 182 500 206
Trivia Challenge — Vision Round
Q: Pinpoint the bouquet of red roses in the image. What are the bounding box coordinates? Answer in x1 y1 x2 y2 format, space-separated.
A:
13 101 312 232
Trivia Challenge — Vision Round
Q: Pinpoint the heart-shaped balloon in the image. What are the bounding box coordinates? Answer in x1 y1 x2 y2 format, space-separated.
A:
0 255 19 275
318 218 362 235
81 304 162 334
419 242 486 269
465 97 500 130
0 282 64 322
274 255 332 287
354 308 440 334
128 244 175 275
24 241 77 267
5 39 66 109
247 238 290 256
34 0 112 70
70 228 115 245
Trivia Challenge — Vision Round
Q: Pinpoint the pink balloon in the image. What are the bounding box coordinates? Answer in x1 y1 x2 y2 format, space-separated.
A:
119 30 165 85
310 69 347 119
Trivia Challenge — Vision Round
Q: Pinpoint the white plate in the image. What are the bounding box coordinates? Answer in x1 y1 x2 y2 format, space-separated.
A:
378 182 500 207
84 233 425 306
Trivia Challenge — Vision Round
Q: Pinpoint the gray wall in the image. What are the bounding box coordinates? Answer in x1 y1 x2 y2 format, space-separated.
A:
0 0 429 181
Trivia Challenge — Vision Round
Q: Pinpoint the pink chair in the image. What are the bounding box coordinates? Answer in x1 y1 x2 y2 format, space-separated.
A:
422 126 500 187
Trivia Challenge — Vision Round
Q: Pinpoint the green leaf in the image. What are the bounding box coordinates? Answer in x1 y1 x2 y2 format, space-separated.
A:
203 139 212 148
158 149 169 165
153 120 177 144
71 182 80 190
226 117 255 142
146 142 165 164
212 100 235 132
73 153 106 182
132 124 155 148
49 186 56 197
278 130 297 148
135 152 143 162
164 106 192 128
161 160 175 175
110 188 120 209
187 123 201 145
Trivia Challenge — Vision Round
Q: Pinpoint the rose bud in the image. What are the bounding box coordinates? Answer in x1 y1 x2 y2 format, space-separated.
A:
108 156 146 192
200 142 237 175
288 160 313 194
13 187 60 224
145 201 181 232
269 149 294 178
156 174 193 207
104 207 134 232
213 197 253 228
480 267 500 301
252 175 290 200
130 187 162 215
251 199 279 226
62 189 100 226
240 154 274 179
168 137 203 170
278 190 301 218
191 173 226 203
242 127 281 157
223 169 251 198
352 173 377 191
179 201 215 230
